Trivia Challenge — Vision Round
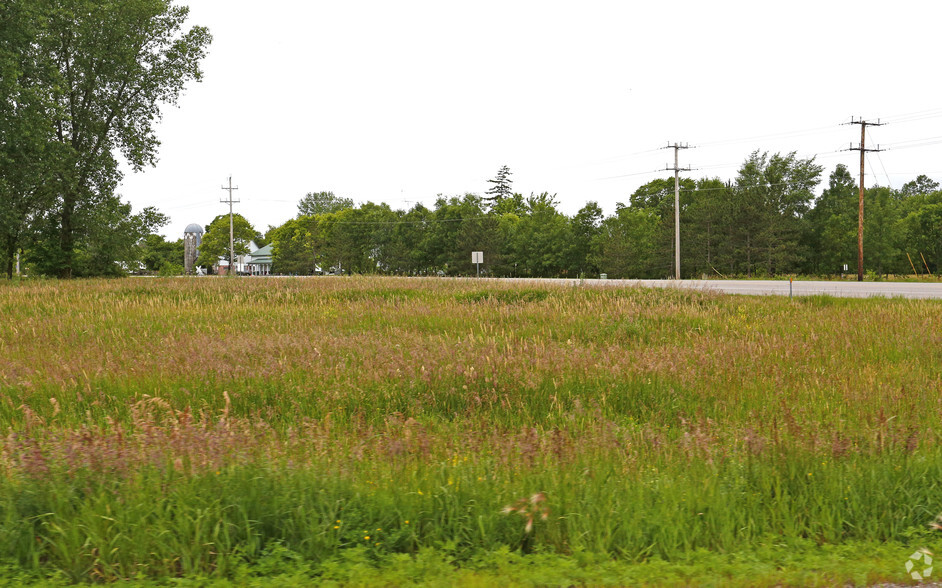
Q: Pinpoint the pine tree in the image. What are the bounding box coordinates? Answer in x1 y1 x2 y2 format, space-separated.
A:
485 166 513 205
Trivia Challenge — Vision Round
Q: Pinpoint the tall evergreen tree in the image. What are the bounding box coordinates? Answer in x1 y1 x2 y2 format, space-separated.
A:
484 165 513 208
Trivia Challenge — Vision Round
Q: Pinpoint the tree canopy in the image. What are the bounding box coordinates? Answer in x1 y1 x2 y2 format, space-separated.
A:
298 191 354 217
0 0 210 278
256 157 942 281
196 214 261 269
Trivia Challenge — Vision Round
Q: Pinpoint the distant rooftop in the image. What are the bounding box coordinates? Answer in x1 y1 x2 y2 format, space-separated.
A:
250 244 272 257
184 223 204 234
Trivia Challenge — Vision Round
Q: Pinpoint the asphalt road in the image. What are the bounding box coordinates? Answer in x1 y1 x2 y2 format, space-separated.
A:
177 275 942 299
506 278 942 300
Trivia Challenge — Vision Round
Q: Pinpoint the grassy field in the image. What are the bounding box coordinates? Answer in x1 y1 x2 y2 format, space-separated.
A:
1 276 941 586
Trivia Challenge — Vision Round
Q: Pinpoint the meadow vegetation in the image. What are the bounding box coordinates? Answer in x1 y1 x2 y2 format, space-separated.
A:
0 276 941 585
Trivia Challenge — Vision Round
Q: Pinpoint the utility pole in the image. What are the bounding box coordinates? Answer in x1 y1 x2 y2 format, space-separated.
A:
221 176 239 276
663 143 691 280
844 118 885 281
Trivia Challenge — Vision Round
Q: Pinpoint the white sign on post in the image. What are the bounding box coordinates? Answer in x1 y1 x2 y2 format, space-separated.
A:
472 251 483 277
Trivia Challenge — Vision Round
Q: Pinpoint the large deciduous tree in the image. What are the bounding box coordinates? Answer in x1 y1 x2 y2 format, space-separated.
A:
732 151 822 276
139 233 184 274
506 192 571 277
597 205 659 279
899 175 940 198
270 216 318 275
0 0 58 278
297 191 354 217
27 0 210 278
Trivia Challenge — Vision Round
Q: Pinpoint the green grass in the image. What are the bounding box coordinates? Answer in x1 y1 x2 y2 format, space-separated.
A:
1 276 941 584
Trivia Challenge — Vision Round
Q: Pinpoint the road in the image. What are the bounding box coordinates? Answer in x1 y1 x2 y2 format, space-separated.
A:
174 275 942 300
506 278 942 300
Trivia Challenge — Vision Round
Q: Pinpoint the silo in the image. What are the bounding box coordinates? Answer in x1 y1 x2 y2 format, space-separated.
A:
183 223 204 275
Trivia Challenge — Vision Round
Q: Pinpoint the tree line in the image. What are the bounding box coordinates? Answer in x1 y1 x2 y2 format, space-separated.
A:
157 159 942 280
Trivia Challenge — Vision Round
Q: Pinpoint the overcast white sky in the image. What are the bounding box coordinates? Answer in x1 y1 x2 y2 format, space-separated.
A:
116 0 942 239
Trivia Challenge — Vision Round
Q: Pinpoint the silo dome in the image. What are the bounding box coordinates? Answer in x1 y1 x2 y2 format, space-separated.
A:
184 223 204 234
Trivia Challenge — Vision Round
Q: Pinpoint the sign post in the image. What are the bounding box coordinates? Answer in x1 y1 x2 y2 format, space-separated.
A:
472 251 483 277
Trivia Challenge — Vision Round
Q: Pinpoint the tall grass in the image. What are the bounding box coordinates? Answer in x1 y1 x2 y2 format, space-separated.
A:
0 277 941 583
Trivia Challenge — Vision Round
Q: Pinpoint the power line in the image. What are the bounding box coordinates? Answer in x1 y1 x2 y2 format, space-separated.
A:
587 109 942 186
878 107 942 124
694 122 841 148
576 147 665 167
581 120 851 171
599 145 847 184
594 168 664 181
883 135 942 149
868 129 893 189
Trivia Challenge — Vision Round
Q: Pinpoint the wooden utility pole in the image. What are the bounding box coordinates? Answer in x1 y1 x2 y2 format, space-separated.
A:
845 118 884 281
221 176 239 275
663 143 691 280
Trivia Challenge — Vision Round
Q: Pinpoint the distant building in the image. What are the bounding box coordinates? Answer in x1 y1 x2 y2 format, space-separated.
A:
246 244 273 275
183 223 204 275
212 243 271 275
233 240 259 275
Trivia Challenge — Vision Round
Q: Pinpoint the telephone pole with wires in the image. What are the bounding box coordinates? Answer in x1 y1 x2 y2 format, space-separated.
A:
663 143 692 279
221 176 239 275
843 118 885 281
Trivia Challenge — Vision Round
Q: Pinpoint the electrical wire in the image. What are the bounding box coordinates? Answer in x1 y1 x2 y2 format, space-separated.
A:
882 135 942 150
878 107 942 125
867 129 893 189
595 169 664 181
694 123 842 149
